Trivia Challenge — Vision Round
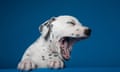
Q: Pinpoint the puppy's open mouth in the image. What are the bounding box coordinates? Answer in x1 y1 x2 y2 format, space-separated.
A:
59 37 87 60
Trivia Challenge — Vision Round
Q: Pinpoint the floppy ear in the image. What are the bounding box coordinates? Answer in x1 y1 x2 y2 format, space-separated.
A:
39 17 56 40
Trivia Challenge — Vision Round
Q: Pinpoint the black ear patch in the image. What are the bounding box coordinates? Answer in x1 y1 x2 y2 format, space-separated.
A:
39 25 44 32
43 17 56 41
44 24 51 40
44 24 54 40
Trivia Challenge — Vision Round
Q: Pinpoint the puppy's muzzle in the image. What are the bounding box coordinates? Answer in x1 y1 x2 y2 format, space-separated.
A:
84 29 91 36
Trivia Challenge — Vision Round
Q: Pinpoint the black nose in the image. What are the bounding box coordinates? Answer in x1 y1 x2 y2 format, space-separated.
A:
84 29 91 36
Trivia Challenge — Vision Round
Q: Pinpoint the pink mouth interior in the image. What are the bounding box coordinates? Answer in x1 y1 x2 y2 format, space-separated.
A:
59 37 80 60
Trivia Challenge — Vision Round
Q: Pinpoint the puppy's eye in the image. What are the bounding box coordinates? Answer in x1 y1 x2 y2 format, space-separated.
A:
67 21 75 25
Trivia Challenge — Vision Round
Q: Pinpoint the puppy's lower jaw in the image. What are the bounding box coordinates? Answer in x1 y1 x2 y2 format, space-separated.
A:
59 36 88 60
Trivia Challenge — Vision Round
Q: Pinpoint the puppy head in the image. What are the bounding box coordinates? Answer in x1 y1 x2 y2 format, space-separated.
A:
39 15 91 60
51 15 91 60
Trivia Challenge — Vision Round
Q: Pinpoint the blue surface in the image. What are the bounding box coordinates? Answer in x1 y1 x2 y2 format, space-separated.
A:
0 68 120 72
0 0 120 69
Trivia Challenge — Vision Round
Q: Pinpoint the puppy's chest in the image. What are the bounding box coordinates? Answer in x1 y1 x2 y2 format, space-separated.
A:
33 48 59 61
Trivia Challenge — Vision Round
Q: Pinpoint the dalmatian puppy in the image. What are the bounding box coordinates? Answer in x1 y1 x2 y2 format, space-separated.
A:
17 15 91 71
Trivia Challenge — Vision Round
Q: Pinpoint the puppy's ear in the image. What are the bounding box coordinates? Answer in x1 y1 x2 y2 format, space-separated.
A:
39 17 56 40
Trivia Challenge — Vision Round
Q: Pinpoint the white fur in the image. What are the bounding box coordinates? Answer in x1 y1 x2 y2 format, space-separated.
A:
17 15 89 71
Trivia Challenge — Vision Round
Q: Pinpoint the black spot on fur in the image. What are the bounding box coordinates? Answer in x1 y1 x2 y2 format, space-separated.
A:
42 56 45 60
71 33 74 35
52 52 58 57
44 22 48 26
50 40 51 42
76 29 79 31
51 17 56 21
76 34 80 37
54 54 58 57
52 51 58 54
26 54 30 56
48 54 52 56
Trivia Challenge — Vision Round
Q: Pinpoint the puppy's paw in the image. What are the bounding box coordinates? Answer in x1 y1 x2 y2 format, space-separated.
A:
48 60 64 69
17 59 37 71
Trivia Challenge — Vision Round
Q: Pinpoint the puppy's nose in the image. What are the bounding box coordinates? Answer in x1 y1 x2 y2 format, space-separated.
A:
84 29 91 36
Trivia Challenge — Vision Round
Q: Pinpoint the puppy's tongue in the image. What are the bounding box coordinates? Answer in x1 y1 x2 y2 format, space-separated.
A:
61 40 70 59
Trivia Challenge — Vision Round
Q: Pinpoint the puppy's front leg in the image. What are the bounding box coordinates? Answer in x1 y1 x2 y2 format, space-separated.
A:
18 59 37 71
47 59 64 69
17 48 37 71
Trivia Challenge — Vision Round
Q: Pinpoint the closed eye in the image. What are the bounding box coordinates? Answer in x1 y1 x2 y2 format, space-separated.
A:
67 21 76 25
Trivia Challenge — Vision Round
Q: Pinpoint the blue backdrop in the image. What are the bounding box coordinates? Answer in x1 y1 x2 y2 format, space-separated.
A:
0 0 120 69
